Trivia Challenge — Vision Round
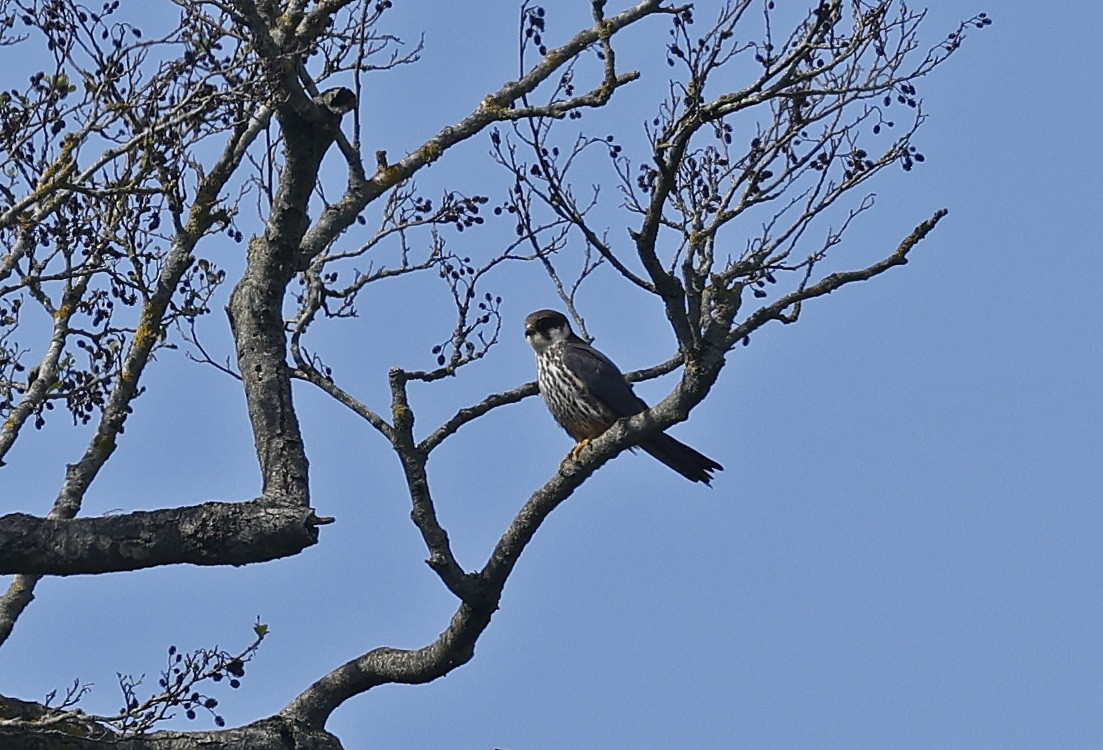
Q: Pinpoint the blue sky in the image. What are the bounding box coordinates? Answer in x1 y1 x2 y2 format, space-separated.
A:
1 2 1101 748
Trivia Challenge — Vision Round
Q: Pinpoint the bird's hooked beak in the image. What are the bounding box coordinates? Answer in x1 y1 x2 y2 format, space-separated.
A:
524 322 552 353
524 324 541 352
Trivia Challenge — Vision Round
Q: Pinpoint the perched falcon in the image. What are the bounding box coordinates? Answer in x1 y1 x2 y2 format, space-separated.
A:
524 309 722 485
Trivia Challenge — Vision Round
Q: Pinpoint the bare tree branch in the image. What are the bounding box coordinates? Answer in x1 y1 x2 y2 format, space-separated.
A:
280 207 945 729
0 0 989 745
0 500 330 576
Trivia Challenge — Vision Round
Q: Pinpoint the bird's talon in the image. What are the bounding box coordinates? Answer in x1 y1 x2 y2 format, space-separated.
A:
569 438 591 463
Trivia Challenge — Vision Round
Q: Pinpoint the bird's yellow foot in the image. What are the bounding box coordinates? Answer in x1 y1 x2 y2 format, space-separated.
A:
558 438 593 471
570 438 592 463
559 438 592 470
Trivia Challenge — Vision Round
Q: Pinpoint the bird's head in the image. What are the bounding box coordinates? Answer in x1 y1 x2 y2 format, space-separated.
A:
524 309 573 354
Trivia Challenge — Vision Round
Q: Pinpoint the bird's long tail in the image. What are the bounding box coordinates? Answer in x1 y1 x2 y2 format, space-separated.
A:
640 433 723 485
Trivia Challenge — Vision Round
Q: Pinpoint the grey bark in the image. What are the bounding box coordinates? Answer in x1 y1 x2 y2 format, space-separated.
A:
0 500 329 575
0 696 341 750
